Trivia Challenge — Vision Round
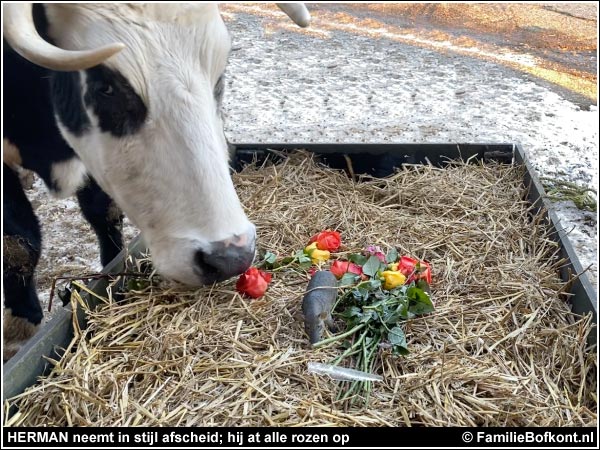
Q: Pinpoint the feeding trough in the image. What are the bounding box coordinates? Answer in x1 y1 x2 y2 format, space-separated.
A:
3 143 596 426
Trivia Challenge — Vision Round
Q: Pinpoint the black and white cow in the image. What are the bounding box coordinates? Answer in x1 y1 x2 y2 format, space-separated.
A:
2 3 311 360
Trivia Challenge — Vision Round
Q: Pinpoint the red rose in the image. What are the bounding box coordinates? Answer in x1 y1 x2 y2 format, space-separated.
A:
330 260 363 279
309 230 341 252
236 267 272 299
349 263 364 276
398 256 418 277
418 260 432 284
399 256 432 284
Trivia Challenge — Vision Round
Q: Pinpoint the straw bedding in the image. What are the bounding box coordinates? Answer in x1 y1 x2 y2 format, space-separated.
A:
5 151 596 427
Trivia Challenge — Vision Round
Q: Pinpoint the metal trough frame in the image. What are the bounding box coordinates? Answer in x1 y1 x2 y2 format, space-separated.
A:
3 143 596 404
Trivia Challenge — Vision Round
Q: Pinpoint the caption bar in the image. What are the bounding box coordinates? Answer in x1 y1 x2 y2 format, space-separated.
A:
3 428 597 448
5 430 345 448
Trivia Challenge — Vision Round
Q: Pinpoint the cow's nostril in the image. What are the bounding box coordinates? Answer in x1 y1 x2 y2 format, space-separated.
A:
194 250 222 283
194 243 255 284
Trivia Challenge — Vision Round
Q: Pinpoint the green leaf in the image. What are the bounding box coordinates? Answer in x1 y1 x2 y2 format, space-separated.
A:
393 345 410 356
384 312 402 325
257 251 279 269
280 256 295 265
363 298 387 312
389 326 409 355
407 285 431 303
355 279 382 300
364 335 377 348
359 310 378 324
388 326 407 347
362 255 384 277
373 288 390 301
349 288 364 302
294 249 307 259
407 286 434 315
394 300 409 320
382 301 406 325
264 251 278 264
409 301 434 315
385 248 399 264
416 279 432 295
297 256 312 269
339 306 362 320
356 279 382 291
339 272 360 287
288 246 312 269
349 253 368 266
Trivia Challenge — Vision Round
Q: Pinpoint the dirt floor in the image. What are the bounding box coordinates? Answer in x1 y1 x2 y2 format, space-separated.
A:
5 3 598 327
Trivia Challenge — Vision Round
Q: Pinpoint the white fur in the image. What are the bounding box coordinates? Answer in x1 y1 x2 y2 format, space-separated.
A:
50 157 88 198
47 4 255 285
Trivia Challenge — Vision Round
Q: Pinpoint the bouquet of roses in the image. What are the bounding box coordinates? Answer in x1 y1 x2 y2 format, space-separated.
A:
236 230 434 404
313 238 433 404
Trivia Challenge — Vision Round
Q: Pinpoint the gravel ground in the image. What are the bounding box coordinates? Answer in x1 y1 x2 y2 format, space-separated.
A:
221 4 597 285
13 3 598 323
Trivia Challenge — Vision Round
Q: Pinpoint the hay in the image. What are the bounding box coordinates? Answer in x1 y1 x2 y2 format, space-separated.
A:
5 151 596 427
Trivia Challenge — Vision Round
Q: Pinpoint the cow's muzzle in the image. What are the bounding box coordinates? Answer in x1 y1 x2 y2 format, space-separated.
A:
193 230 256 284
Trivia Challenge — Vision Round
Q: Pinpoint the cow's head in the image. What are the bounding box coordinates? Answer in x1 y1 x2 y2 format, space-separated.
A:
3 3 310 285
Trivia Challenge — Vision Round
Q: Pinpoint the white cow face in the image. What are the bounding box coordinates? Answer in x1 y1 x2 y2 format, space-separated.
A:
47 4 255 285
3 3 310 285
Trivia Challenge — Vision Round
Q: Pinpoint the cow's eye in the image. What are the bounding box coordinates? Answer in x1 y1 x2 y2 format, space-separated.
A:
84 65 147 136
99 84 114 96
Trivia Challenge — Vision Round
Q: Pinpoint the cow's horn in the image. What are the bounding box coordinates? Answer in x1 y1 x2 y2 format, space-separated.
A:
2 3 125 71
276 3 311 27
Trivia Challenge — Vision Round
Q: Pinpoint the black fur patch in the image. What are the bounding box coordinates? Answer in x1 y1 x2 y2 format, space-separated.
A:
3 165 43 326
4 6 79 187
50 71 91 136
84 65 148 137
76 177 124 266
34 4 91 138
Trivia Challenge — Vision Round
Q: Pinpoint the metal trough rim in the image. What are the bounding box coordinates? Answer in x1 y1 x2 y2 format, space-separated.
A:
2 236 146 402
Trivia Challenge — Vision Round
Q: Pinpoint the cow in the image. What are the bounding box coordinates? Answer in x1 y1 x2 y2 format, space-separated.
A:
2 3 311 361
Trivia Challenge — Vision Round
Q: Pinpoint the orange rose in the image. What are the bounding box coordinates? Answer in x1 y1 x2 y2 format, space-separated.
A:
309 230 341 252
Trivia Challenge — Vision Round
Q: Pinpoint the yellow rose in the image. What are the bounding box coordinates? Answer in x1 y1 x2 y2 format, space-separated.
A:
305 242 330 264
381 270 406 290
387 262 399 271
